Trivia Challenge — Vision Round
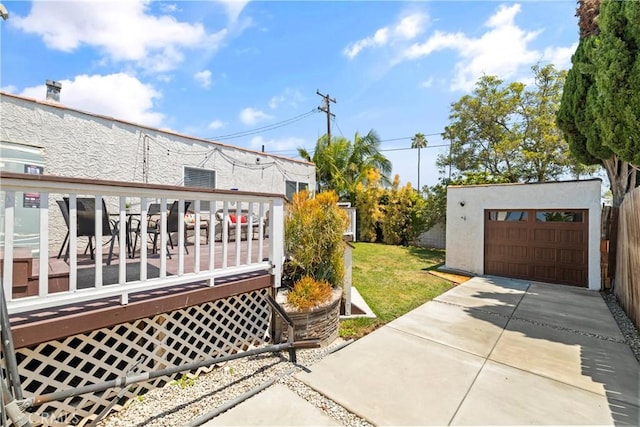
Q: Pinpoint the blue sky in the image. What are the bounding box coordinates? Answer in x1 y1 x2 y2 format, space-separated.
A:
0 0 580 188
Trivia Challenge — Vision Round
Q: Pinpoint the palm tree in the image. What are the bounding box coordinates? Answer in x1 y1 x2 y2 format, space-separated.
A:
298 130 392 201
411 132 428 191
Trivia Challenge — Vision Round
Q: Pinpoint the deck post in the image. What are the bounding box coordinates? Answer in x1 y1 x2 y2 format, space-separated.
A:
269 199 284 288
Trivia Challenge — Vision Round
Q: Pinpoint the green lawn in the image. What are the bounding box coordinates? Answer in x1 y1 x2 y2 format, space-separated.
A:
339 242 454 339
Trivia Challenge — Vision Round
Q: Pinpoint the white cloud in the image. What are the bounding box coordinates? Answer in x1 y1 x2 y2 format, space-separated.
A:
194 70 213 88
208 119 226 130
401 4 569 92
160 3 180 13
542 42 578 70
420 77 434 89
19 73 165 128
239 107 273 125
268 88 304 109
12 1 227 73
217 0 250 23
343 11 428 59
1 85 17 93
249 135 305 152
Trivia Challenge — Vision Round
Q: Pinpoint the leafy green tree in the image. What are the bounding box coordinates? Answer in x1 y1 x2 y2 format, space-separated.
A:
379 176 426 246
411 133 428 190
440 65 580 183
421 172 510 231
557 0 638 207
298 130 392 202
354 169 384 242
439 75 524 182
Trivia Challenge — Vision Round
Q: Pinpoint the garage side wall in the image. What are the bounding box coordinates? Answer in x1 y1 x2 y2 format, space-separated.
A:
445 180 602 290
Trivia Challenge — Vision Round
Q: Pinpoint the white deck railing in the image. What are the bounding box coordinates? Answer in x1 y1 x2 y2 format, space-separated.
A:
0 172 284 315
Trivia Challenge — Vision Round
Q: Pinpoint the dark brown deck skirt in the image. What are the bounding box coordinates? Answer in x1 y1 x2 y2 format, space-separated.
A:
10 271 273 349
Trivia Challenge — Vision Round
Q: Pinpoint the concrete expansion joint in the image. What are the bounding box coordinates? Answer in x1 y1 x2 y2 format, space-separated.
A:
432 299 511 319
508 316 628 344
432 299 626 345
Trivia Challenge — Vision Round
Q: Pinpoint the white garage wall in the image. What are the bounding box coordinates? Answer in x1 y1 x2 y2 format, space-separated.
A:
445 180 602 290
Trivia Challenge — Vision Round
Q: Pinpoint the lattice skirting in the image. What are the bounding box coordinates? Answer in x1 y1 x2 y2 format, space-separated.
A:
3 287 271 426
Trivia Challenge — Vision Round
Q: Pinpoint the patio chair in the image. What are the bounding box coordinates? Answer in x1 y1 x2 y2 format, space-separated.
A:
56 200 92 260
133 201 191 257
58 197 120 264
185 208 209 245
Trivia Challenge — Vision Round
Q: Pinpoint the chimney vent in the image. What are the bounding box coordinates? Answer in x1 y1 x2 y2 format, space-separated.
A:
45 80 62 102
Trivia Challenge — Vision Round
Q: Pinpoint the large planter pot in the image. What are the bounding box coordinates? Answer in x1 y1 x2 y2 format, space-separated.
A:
274 288 341 347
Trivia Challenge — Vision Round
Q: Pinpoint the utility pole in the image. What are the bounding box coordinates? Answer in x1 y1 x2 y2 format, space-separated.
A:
316 90 336 144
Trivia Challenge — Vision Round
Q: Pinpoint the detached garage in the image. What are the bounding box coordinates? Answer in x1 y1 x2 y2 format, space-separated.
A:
444 179 602 290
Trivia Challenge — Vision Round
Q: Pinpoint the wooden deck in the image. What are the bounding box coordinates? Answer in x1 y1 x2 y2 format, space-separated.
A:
9 237 274 348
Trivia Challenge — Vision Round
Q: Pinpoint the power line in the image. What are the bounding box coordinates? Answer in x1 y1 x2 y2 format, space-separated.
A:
207 109 318 141
379 143 450 152
379 132 443 143
332 117 345 138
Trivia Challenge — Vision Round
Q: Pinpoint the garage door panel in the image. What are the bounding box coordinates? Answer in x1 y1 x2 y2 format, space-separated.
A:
485 209 588 287
532 228 556 243
507 263 529 277
532 247 556 262
557 229 587 245
532 265 557 281
558 248 586 264
507 228 528 241
557 268 586 285
485 245 528 261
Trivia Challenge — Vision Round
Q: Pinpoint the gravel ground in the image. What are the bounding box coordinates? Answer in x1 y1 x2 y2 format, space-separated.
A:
601 290 640 363
97 338 372 427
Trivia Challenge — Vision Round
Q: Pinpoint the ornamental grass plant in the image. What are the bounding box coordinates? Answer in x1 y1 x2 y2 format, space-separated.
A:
284 190 349 310
286 276 333 311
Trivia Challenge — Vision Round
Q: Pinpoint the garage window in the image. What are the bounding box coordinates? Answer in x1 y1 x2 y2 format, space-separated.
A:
536 211 584 222
488 211 528 221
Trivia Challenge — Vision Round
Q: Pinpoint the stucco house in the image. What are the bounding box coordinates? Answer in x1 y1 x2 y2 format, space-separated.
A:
444 179 602 290
0 86 315 250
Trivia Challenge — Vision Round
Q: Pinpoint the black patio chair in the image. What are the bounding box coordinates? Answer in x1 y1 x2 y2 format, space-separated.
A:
58 197 121 265
133 200 191 258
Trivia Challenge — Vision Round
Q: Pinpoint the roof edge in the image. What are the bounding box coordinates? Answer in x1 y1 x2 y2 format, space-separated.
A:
447 178 603 189
0 91 314 167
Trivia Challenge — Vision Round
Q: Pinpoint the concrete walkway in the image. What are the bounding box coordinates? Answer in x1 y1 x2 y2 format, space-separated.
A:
210 276 640 426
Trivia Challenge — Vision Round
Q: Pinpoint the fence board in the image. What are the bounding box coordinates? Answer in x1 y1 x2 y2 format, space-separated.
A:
614 187 640 329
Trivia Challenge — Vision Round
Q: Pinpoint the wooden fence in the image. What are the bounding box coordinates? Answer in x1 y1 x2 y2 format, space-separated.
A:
614 187 640 329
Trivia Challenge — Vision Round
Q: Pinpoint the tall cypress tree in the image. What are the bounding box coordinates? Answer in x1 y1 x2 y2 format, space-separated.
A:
557 0 638 207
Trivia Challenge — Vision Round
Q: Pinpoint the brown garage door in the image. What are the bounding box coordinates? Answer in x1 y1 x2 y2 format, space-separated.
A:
484 209 588 287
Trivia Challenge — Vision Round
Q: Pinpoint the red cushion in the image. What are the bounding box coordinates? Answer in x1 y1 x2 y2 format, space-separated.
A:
229 214 247 224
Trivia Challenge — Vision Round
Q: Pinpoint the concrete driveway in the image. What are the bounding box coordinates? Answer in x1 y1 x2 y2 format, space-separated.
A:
296 276 639 425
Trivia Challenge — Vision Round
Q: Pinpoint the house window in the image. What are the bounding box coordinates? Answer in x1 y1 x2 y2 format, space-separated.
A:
184 167 215 210
285 180 309 200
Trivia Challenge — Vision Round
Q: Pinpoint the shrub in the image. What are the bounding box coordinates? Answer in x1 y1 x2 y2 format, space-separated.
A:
285 190 349 287
286 276 333 311
354 168 384 242
379 175 426 245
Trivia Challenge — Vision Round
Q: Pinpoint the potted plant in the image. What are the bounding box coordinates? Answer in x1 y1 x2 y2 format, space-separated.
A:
276 190 349 346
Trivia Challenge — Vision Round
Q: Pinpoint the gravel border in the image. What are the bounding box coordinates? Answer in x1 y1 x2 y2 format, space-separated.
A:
97 339 372 427
601 290 640 363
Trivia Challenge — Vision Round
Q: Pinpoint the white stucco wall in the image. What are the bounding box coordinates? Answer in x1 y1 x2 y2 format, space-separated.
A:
0 93 315 195
445 180 602 290
0 92 316 251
